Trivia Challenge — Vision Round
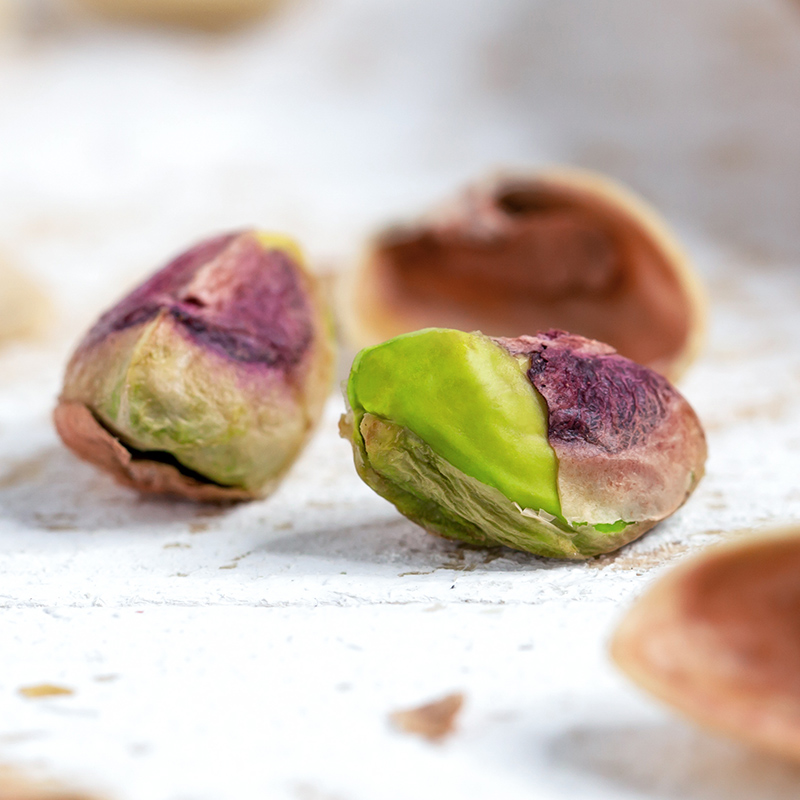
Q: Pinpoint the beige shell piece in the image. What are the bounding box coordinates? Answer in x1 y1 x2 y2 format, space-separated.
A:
73 0 287 30
341 169 706 382
0 256 50 345
612 528 800 762
0 0 14 34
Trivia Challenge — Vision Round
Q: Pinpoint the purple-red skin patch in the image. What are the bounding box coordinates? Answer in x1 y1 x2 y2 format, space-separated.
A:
498 330 672 455
82 232 313 367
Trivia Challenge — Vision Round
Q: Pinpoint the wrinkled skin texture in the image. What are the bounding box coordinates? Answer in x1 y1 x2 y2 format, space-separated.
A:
342 328 706 558
55 231 334 500
497 331 707 527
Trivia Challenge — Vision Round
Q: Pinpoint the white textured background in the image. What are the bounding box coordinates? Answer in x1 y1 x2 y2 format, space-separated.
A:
1 1 800 798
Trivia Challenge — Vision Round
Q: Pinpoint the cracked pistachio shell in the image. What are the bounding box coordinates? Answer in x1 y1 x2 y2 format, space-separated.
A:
55 231 335 501
341 328 706 558
612 529 800 761
341 169 706 383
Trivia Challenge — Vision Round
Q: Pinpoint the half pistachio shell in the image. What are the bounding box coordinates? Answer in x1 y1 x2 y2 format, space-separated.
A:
55 230 335 501
341 328 706 558
342 169 705 382
612 528 800 761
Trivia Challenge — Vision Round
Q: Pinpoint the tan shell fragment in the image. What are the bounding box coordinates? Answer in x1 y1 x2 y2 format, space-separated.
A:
0 764 101 800
0 257 50 345
390 692 464 742
73 0 286 30
612 529 800 762
53 402 255 502
343 169 705 382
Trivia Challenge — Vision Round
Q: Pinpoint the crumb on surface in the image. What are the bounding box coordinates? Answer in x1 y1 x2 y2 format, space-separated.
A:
0 764 101 799
389 692 464 742
18 685 74 699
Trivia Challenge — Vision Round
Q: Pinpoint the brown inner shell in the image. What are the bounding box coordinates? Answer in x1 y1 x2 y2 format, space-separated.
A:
53 401 254 502
612 532 800 761
355 176 700 378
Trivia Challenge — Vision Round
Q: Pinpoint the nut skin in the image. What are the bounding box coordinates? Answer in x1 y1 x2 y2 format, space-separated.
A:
342 168 706 383
341 328 706 558
498 330 707 529
55 231 334 501
611 529 800 762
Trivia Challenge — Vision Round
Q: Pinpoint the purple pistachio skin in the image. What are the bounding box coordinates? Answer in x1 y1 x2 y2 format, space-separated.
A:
55 231 335 500
497 330 707 534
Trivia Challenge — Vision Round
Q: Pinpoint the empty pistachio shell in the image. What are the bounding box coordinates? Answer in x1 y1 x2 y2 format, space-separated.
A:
341 328 706 558
74 0 286 29
342 169 705 382
54 231 334 501
612 529 800 761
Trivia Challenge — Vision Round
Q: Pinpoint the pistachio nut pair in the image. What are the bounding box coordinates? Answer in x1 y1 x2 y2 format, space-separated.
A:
55 170 707 560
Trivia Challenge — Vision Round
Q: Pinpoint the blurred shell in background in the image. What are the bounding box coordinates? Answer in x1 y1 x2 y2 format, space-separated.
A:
612 528 800 763
341 169 706 383
0 255 51 345
71 0 287 30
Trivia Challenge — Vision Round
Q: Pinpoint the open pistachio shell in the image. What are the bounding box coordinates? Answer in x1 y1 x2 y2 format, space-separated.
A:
612 529 800 761
342 169 705 382
73 0 286 30
341 328 706 558
55 230 335 501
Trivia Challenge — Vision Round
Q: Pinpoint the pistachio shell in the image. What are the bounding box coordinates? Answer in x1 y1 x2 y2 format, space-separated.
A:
612 529 800 761
74 0 286 29
341 169 706 382
55 230 334 501
0 256 50 345
341 328 706 558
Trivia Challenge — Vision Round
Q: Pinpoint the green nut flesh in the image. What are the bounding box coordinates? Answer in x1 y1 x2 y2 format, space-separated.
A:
347 329 561 520
343 328 707 558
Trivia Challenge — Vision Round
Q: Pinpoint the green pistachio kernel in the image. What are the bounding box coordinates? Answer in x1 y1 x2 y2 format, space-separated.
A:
342 327 708 558
347 328 561 519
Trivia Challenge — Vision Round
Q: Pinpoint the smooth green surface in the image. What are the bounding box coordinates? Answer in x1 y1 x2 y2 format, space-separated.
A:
347 328 562 518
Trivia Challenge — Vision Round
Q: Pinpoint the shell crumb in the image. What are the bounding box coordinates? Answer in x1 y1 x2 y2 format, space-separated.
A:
389 692 464 741
18 684 74 699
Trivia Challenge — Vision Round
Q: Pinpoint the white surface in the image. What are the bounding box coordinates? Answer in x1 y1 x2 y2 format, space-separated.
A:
1 1 800 798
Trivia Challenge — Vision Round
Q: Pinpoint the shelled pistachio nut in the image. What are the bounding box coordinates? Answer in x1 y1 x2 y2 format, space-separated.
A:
73 0 286 30
341 328 706 558
612 529 800 762
55 231 335 501
341 169 705 382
